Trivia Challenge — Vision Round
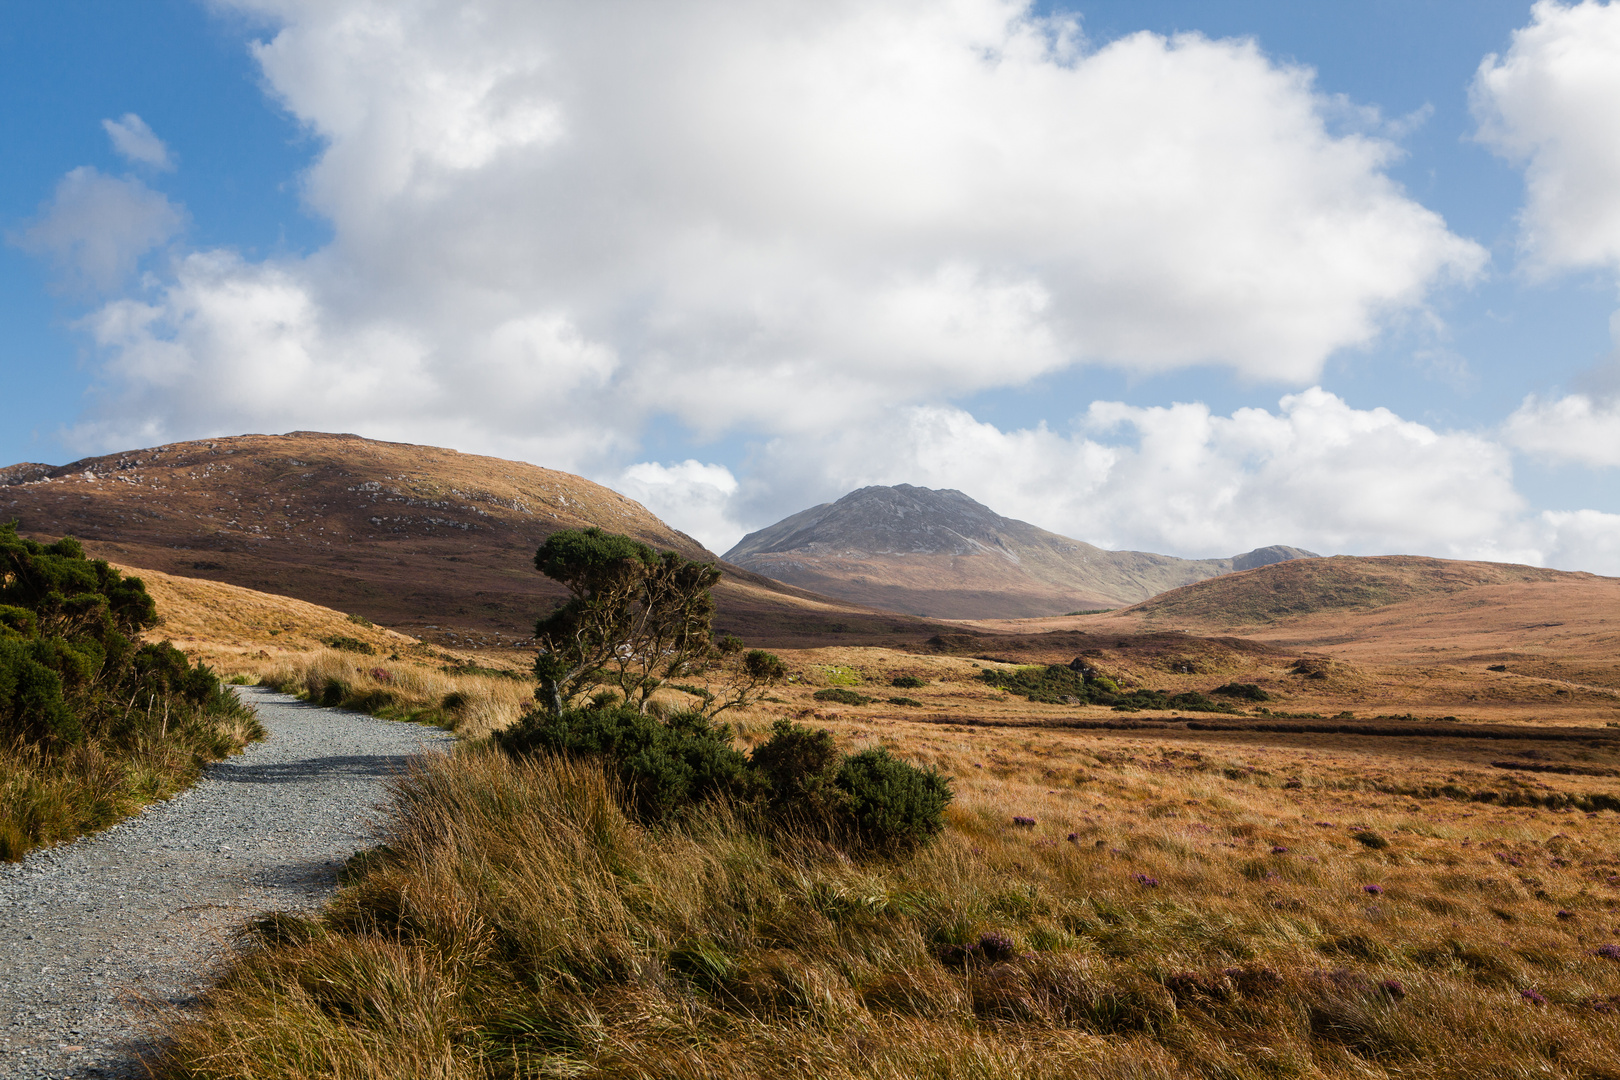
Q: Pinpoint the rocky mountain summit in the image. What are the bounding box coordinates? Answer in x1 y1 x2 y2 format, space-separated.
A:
725 484 1316 619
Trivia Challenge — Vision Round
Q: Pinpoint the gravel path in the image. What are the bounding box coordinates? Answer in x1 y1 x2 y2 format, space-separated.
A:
0 687 455 1079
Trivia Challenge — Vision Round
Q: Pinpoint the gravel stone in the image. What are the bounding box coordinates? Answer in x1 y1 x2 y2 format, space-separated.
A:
0 687 454 1079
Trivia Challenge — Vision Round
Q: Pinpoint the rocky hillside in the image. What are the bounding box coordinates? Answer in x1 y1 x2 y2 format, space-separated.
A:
1 434 938 649
724 484 1315 618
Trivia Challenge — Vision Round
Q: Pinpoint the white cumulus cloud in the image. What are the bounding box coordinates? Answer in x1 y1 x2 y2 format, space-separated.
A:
11 167 184 293
734 388 1532 563
616 460 743 553
1474 0 1620 275
1503 392 1620 467
102 113 176 171
70 0 1483 452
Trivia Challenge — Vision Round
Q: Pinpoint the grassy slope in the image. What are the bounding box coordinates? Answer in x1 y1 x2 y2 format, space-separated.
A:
2 433 942 650
81 562 1620 1076
1121 555 1578 630
155 740 1620 1079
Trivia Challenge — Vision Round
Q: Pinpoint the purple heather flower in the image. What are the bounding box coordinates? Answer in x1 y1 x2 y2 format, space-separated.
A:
1134 873 1160 888
1066 832 1079 843
1012 815 1036 828
1595 944 1620 961
1379 979 1407 1001
1362 884 1384 896
1522 989 1548 1005
1271 845 1289 854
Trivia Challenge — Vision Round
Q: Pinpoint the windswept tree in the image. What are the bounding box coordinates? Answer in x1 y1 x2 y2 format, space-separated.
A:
531 528 779 715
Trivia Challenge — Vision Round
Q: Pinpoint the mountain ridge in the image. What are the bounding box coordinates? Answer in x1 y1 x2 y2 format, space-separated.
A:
725 483 1316 619
1 433 941 649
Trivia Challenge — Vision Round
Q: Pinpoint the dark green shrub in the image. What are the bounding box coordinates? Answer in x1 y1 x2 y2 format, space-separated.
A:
836 748 952 854
813 687 871 706
325 635 376 655
978 664 1089 703
497 703 753 822
1212 682 1271 701
887 696 923 707
132 642 219 705
751 721 951 854
750 720 848 827
0 523 261 857
320 678 351 707
0 637 77 743
891 675 926 689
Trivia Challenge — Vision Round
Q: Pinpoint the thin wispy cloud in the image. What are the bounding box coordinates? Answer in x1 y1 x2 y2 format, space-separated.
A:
102 113 176 171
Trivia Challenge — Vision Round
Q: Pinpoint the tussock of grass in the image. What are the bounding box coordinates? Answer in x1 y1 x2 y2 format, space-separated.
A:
152 738 1620 1079
257 650 535 739
0 696 261 861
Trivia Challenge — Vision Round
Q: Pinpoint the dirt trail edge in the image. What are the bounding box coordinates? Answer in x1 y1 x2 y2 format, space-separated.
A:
0 687 456 1079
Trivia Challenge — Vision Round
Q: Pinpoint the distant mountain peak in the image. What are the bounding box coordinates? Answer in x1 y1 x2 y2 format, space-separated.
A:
726 483 1052 562
726 484 1318 619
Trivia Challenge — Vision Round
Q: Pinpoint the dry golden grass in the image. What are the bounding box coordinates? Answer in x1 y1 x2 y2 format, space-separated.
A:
254 649 535 741
118 562 537 740
107 565 1620 1075
123 562 417 665
151 726 1620 1080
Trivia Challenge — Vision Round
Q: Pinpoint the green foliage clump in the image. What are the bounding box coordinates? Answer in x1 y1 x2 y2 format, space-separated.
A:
496 704 753 823
976 664 1091 704
1212 682 1272 701
345 613 374 628
891 674 926 689
499 710 951 855
976 664 1241 714
0 522 260 859
750 720 949 854
325 635 376 655
813 687 872 706
887 696 923 707
835 746 953 854
531 528 721 715
527 528 782 719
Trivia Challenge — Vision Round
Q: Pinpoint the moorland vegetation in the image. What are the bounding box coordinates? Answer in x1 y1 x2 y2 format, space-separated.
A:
128 527 1620 1078
0 523 260 860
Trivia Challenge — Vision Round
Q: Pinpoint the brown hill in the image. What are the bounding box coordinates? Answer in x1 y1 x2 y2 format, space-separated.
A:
1121 554 1578 630
958 554 1620 700
1 433 938 649
724 484 1315 618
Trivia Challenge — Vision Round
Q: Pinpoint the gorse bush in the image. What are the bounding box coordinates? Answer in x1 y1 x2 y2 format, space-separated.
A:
891 674 926 689
813 687 872 706
528 528 784 716
0 523 260 859
1212 682 1272 701
498 708 951 855
496 703 753 822
835 745 953 854
977 665 1242 713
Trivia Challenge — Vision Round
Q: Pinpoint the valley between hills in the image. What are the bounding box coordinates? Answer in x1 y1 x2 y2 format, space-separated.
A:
8 432 1620 1079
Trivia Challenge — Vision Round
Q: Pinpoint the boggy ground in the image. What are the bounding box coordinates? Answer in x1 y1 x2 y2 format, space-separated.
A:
149 639 1620 1079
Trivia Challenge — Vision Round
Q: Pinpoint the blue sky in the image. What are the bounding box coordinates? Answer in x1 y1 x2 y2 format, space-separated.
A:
2 1 1618 571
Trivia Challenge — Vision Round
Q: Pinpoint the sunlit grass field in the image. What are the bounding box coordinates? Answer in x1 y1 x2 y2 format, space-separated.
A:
149 642 1620 1079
